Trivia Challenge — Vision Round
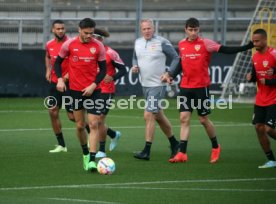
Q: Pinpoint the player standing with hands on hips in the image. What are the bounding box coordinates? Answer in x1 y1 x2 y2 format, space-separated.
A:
161 17 254 163
246 28 276 168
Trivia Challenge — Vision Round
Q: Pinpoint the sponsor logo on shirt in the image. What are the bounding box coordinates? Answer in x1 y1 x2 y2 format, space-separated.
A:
257 70 267 76
184 53 201 59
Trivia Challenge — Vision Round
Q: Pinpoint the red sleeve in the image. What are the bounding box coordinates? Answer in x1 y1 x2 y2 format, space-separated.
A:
58 39 71 58
97 41 106 62
271 48 276 60
108 48 124 65
203 38 221 53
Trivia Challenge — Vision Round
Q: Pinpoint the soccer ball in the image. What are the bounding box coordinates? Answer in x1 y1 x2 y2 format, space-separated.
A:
97 157 116 175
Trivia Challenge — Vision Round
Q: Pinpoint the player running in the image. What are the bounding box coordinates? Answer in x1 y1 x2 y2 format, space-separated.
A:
55 18 106 171
92 28 127 158
246 28 276 168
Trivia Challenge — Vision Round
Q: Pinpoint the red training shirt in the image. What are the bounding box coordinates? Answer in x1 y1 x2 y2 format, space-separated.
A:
252 47 276 106
45 36 69 83
58 36 106 91
178 37 221 88
100 46 124 93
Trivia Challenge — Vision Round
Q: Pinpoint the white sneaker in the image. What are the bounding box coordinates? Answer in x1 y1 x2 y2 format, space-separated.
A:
95 151 107 158
109 131 121 151
49 145 67 153
258 160 276 169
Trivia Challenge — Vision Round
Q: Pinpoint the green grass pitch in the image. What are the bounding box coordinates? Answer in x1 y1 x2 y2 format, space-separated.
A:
0 97 275 204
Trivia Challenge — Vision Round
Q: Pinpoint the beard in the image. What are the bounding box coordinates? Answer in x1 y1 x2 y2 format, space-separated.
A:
55 34 65 41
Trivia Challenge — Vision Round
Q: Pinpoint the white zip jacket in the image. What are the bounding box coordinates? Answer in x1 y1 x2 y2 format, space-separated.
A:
132 35 179 87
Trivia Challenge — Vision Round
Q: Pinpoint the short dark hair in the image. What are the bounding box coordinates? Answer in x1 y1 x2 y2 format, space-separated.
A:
79 18 96 29
94 28 110 38
52 20 64 27
253 28 267 38
185 17 199 28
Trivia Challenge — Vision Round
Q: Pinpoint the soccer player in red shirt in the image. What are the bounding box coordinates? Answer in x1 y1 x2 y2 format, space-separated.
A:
246 28 276 168
45 20 90 154
55 18 106 172
161 17 253 163
45 20 73 153
92 28 127 158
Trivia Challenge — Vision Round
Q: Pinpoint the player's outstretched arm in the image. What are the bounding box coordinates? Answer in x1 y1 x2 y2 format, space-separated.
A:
218 41 254 54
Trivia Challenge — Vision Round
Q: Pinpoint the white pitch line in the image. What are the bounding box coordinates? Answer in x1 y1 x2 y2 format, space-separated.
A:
47 197 119 204
0 123 251 132
0 110 46 113
0 109 250 125
94 186 276 192
0 177 275 191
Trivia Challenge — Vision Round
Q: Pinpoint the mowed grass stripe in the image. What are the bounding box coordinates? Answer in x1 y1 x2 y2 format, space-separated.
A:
0 123 251 132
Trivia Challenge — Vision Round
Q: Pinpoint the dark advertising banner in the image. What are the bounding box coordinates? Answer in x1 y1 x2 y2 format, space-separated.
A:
0 50 48 97
0 50 235 97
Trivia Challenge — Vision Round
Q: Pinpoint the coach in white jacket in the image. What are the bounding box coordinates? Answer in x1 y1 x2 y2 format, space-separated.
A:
132 18 179 161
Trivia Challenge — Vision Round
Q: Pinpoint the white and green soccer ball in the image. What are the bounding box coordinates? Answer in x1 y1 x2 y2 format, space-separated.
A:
97 157 116 175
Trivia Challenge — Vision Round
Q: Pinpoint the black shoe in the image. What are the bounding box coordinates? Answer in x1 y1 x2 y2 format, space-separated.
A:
134 151 150 160
170 141 179 159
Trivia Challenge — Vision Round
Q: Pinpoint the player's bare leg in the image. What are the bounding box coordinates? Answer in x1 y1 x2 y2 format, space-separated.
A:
73 110 90 170
133 111 155 160
96 115 108 158
199 115 220 163
256 124 271 153
155 110 172 137
265 125 276 140
87 114 105 171
155 110 179 158
48 106 67 153
255 124 276 168
73 110 87 145
66 111 75 122
198 115 216 139
49 107 62 134
169 111 191 163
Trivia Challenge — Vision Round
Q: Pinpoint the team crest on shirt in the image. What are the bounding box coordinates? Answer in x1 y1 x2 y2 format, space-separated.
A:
72 56 78 62
90 47 96 54
150 43 157 51
194 44 201 51
262 60 269 67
